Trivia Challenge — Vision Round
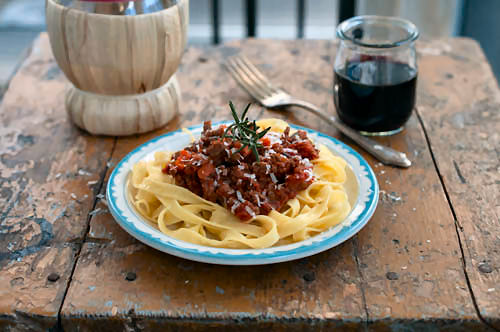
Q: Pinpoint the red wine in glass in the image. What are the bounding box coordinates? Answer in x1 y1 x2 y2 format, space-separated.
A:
334 58 417 135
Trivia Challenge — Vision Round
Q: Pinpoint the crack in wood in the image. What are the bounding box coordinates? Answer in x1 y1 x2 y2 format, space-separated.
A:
453 160 467 184
54 138 117 331
415 109 499 332
4 36 497 330
127 308 142 332
351 236 370 332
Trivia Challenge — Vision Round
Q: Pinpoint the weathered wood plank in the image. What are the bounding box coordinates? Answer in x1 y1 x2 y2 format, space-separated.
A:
61 41 367 331
61 242 364 331
417 38 500 329
0 246 75 331
352 115 485 330
3 35 498 330
60 38 494 330
0 34 114 330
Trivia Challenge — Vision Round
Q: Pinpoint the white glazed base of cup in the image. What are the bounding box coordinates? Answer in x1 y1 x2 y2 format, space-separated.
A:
66 74 181 136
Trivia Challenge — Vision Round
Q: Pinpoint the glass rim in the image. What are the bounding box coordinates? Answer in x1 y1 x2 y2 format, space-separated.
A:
336 15 419 49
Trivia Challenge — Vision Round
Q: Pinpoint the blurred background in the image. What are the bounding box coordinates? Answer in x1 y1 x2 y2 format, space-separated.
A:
1 0 499 95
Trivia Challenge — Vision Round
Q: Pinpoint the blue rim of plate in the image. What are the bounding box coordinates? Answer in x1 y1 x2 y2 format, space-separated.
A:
107 121 379 265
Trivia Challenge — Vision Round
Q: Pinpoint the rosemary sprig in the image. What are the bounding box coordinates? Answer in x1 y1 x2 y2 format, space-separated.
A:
223 101 271 162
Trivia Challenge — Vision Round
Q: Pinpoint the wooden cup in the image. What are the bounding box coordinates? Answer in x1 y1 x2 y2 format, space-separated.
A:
45 0 189 136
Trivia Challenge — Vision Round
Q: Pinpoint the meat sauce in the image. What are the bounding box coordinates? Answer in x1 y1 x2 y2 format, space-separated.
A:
163 121 319 222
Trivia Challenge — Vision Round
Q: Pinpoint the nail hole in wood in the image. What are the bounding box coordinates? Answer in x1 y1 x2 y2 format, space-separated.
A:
125 272 137 281
478 262 493 274
303 272 315 282
386 272 399 280
47 273 60 282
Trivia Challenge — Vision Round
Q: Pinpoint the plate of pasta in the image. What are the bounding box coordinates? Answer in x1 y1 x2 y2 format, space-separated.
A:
107 104 378 265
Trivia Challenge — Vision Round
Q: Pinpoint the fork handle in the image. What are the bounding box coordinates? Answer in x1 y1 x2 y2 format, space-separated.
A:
288 98 412 168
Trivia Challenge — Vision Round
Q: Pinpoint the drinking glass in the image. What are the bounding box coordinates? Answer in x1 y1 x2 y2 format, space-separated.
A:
334 16 419 136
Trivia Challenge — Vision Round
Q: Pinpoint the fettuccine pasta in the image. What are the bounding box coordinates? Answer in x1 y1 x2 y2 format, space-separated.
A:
128 119 351 249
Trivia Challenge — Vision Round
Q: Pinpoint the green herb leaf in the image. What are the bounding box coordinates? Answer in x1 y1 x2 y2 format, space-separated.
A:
257 126 271 139
228 101 240 124
223 101 271 161
241 103 251 121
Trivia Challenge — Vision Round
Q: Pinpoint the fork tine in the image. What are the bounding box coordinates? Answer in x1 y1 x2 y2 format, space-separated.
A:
238 55 279 94
225 59 266 102
232 57 275 98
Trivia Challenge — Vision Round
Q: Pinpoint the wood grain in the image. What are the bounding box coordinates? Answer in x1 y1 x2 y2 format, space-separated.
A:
352 116 485 330
0 34 115 330
45 0 189 95
60 43 366 331
1 34 499 331
417 38 500 329
66 73 180 136
61 39 494 330
0 246 75 331
45 0 188 136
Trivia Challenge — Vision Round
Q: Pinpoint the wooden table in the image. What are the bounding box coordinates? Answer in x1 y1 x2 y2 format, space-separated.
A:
0 34 498 331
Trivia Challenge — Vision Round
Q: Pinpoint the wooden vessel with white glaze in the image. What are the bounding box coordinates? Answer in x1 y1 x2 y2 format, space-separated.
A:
46 0 189 135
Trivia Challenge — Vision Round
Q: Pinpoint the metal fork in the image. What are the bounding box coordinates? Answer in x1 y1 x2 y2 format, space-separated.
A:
225 56 411 168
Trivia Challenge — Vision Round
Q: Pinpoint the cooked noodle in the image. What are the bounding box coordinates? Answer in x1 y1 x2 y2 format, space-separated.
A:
128 119 351 249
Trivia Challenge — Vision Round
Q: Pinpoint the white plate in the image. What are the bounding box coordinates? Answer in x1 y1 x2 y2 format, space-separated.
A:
107 122 379 265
